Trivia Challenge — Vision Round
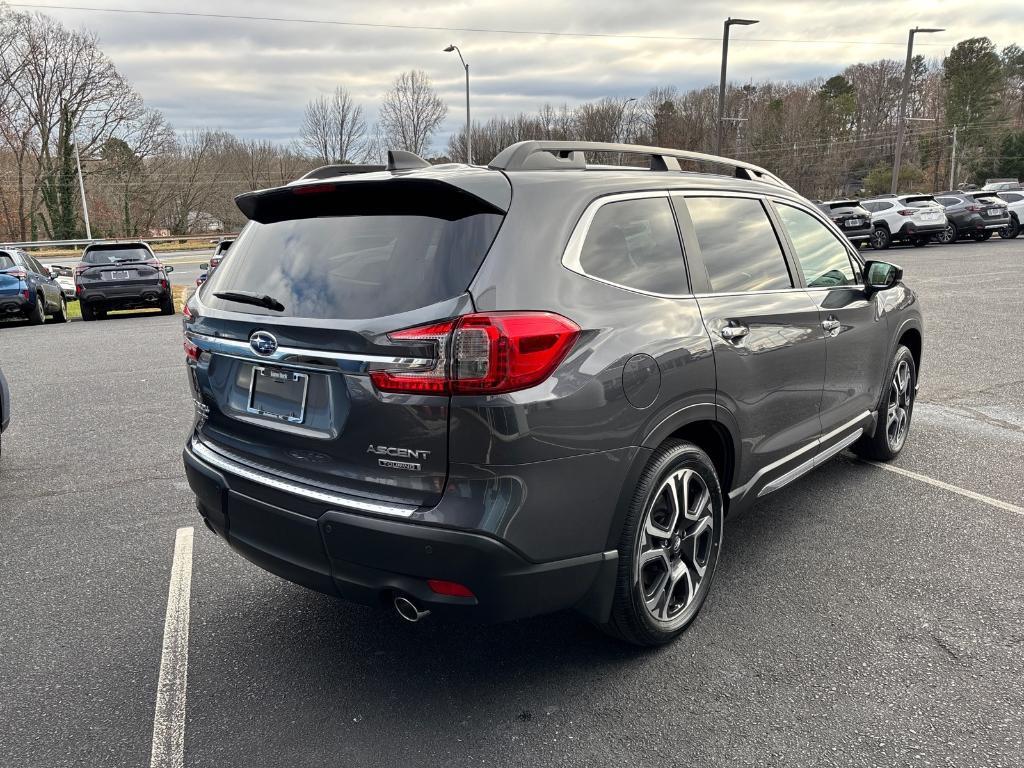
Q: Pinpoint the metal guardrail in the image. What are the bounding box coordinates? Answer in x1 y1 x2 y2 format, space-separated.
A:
1 234 240 251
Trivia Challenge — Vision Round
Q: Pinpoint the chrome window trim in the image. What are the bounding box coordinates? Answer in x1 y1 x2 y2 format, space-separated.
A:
729 410 873 500
185 331 432 375
190 438 418 519
560 190 696 300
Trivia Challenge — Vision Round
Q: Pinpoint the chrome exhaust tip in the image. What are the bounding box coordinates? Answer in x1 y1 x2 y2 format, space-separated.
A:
393 594 430 623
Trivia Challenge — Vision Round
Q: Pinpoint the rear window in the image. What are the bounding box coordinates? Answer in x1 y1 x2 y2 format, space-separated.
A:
827 201 861 211
1000 192 1023 203
0 253 14 270
82 246 151 264
203 213 503 320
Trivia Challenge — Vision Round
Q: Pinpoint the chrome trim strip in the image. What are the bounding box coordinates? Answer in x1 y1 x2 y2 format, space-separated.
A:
730 410 872 500
189 438 418 518
186 331 432 374
757 428 863 498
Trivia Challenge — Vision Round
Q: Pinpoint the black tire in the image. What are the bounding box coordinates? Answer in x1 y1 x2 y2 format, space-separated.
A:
870 226 891 250
95 307 108 320
600 440 724 646
973 231 992 242
51 294 68 323
999 217 1020 239
853 345 916 462
911 236 929 248
80 301 95 322
160 293 175 315
27 294 45 325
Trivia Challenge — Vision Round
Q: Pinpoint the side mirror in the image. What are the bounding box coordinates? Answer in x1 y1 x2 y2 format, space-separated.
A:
164 265 175 274
199 263 208 270
864 260 903 291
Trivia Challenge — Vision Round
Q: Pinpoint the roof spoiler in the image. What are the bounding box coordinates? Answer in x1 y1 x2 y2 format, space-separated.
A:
488 140 794 191
296 164 385 182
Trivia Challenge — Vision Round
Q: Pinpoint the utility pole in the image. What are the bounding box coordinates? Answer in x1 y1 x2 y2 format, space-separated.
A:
73 140 92 240
948 125 959 190
716 17 758 156
891 26 944 195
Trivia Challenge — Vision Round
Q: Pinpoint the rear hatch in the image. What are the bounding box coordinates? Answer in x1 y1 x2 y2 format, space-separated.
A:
901 195 945 226
0 253 24 299
185 170 510 507
971 195 1009 223
76 245 163 291
825 200 870 231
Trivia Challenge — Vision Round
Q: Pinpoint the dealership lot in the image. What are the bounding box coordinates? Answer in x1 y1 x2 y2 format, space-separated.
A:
1 241 1022 767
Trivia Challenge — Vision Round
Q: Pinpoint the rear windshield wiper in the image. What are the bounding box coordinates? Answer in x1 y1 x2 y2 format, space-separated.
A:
213 291 286 312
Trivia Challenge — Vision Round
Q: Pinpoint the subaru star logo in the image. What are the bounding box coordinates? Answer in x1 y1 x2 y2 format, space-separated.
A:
249 330 278 356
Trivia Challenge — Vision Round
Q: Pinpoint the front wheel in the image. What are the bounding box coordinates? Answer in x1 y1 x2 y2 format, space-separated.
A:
935 222 957 244
870 227 891 250
999 217 1020 239
51 295 68 323
854 345 916 462
601 441 724 646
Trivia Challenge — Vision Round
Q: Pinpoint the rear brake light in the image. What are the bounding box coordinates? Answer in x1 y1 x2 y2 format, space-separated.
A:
182 304 193 320
427 579 475 598
292 183 336 196
965 205 982 212
370 312 580 396
184 339 202 362
897 209 915 216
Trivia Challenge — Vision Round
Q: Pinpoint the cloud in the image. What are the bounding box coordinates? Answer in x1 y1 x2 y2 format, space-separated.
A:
18 0 1024 150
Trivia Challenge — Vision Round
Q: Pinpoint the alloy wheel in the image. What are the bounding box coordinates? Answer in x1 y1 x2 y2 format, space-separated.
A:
936 224 954 244
635 468 715 625
886 359 913 452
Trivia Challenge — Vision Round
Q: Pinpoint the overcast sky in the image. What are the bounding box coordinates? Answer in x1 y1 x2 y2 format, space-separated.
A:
12 1 1024 152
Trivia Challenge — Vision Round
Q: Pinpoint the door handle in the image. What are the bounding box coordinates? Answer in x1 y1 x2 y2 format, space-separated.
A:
719 324 749 341
821 318 841 336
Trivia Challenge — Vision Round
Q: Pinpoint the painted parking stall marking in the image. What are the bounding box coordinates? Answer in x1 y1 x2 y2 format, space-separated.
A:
149 526 195 768
860 459 1024 517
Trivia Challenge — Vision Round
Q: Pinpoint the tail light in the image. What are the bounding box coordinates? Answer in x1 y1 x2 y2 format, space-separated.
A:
897 209 915 216
370 311 580 396
184 339 202 362
965 204 982 212
182 303 193 320
2 267 27 279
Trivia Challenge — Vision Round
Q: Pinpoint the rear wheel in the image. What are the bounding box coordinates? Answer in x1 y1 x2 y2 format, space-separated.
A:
27 294 45 325
601 440 724 646
870 227 891 250
160 293 175 315
80 301 95 321
853 345 916 462
911 236 929 248
973 231 992 242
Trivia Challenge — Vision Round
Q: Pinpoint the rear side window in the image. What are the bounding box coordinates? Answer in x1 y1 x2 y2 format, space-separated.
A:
204 213 503 320
773 203 857 288
1001 193 1023 203
577 197 688 295
685 196 792 293
935 197 957 206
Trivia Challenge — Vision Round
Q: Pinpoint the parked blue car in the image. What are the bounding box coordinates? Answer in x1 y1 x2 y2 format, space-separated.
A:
0 249 67 325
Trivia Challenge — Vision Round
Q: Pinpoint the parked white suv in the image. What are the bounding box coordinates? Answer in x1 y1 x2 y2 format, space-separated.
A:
997 191 1023 239
862 194 947 250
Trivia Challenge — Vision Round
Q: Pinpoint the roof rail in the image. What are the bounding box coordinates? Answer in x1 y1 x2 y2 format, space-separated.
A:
297 164 385 181
487 140 794 191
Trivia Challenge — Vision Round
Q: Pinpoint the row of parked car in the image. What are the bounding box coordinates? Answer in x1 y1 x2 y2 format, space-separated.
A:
0 238 234 328
815 186 1022 250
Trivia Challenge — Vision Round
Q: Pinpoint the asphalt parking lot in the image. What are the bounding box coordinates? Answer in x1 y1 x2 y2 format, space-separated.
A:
1 240 1022 768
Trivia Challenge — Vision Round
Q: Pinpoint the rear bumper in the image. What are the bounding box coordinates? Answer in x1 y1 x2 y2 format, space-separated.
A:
79 282 169 308
895 221 946 237
0 292 30 317
183 439 618 623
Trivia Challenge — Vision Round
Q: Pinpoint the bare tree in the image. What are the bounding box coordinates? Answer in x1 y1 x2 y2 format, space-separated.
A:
379 70 447 156
300 86 367 164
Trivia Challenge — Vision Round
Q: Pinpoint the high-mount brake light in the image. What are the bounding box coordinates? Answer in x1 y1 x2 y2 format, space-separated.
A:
292 183 336 196
370 312 580 396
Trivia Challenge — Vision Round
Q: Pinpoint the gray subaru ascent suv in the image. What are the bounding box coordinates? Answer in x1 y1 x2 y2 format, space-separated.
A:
182 142 922 646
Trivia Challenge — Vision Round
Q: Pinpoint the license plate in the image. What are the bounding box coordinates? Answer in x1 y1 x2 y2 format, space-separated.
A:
988 208 1001 216
921 212 939 220
247 366 309 424
845 218 862 227
108 270 130 281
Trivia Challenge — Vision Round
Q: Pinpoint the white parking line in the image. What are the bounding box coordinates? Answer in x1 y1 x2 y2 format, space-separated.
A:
149 526 194 768
861 460 1024 517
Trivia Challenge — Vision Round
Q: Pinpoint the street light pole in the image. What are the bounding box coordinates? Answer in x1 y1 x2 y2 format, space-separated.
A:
444 44 471 165
716 17 758 156
73 139 92 240
948 125 959 190
891 26 944 195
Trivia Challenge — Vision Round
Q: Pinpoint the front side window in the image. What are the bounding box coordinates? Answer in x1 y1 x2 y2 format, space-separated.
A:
577 197 688 295
685 196 792 293
773 203 856 288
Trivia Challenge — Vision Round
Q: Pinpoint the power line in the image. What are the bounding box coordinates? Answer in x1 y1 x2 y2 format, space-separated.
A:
8 3 950 47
